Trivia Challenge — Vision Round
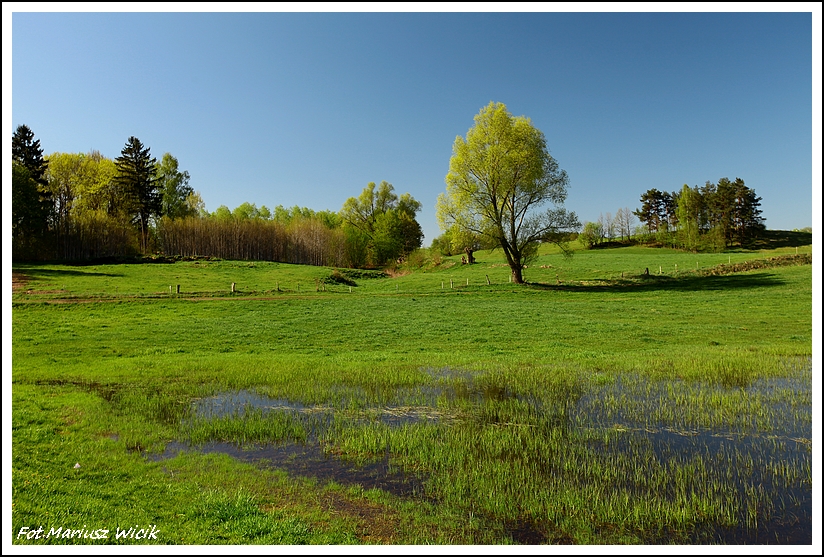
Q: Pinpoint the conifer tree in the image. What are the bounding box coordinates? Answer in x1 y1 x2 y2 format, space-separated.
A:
11 125 52 257
114 136 160 252
12 125 49 186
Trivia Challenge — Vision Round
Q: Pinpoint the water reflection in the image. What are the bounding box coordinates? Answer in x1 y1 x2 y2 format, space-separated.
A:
150 362 811 544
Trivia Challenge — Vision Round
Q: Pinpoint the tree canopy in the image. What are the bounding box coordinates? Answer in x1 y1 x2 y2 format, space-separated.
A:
156 153 195 220
437 102 579 283
634 178 765 250
340 181 423 266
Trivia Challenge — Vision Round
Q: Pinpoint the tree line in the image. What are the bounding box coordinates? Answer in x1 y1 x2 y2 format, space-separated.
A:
632 180 765 250
576 181 765 252
11 125 424 266
14 114 770 272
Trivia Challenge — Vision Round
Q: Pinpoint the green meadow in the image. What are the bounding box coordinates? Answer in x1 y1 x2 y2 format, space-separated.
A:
11 237 813 545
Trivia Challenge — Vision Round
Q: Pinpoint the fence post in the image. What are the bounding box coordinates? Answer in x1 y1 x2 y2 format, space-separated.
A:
486 274 490 286
231 282 235 293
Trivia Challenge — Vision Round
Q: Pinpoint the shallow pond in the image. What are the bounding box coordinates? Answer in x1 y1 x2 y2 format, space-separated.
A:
151 363 812 544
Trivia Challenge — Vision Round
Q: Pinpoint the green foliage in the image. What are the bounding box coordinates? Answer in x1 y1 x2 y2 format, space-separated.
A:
212 205 233 221
429 229 456 256
636 178 765 251
323 269 358 287
72 152 119 215
340 181 424 266
37 151 138 260
712 177 765 246
231 202 266 221
114 137 160 251
674 184 701 250
156 153 195 220
12 162 51 258
579 221 603 249
437 102 580 283
12 126 52 259
13 124 49 187
633 188 674 233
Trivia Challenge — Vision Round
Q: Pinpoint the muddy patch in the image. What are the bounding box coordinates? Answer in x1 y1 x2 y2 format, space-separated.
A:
12 272 31 292
153 389 433 501
153 440 427 499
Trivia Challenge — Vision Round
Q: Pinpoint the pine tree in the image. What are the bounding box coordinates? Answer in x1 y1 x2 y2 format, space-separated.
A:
114 136 160 252
11 125 52 257
730 178 765 245
12 125 49 186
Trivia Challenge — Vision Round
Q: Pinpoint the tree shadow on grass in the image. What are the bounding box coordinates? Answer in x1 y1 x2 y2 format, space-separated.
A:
12 266 124 280
743 229 812 250
528 271 785 293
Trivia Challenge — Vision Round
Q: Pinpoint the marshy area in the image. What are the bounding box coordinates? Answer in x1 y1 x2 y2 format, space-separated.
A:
148 359 812 544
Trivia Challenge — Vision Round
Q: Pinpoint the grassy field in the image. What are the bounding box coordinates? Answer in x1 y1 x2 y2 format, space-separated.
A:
9 237 814 545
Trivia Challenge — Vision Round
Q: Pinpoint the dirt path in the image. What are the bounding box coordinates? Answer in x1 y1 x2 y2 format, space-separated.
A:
12 272 31 293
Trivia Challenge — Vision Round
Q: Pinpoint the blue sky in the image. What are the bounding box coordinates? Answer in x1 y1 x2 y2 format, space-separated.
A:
5 6 820 246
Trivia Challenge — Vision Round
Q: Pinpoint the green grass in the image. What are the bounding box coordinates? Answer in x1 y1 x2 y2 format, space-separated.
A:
11 240 813 544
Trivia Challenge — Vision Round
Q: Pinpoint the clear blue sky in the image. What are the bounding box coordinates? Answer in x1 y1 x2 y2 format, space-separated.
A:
6 6 820 246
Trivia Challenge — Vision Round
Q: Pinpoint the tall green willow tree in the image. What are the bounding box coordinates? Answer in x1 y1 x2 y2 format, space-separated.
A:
437 102 579 283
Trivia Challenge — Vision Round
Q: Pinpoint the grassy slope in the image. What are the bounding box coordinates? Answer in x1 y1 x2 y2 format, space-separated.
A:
10 240 813 544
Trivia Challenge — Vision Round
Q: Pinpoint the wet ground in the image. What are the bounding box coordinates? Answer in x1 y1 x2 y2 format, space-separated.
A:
149 364 812 545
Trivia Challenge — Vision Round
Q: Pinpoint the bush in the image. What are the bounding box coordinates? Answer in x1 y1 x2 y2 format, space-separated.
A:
323 269 357 287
